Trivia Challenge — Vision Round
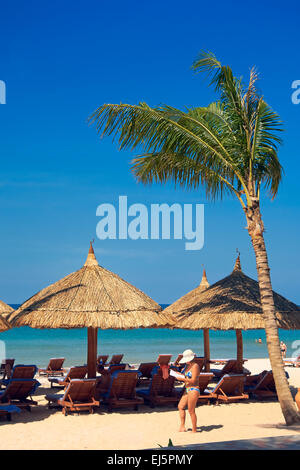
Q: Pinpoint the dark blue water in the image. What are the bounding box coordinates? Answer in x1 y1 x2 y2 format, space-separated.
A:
1 305 299 367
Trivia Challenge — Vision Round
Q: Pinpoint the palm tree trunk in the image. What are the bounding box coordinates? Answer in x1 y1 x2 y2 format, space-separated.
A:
246 202 300 425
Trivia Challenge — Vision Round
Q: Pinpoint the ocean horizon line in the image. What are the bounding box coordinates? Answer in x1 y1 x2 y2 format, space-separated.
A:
1 303 299 368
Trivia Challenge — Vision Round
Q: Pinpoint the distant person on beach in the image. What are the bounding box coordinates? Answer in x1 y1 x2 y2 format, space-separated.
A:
280 341 287 358
176 349 200 433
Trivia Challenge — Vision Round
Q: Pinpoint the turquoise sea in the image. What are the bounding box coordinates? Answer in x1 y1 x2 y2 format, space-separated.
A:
1 305 300 368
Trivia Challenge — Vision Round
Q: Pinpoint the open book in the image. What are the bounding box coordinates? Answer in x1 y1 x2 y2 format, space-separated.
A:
169 369 185 380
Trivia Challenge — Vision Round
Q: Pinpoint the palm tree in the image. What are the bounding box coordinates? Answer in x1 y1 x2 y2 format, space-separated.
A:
89 51 300 425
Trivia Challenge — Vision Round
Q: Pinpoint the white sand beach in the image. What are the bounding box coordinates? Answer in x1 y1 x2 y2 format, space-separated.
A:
0 358 299 450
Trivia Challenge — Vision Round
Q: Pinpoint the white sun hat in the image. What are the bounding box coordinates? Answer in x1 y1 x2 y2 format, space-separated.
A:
179 349 196 364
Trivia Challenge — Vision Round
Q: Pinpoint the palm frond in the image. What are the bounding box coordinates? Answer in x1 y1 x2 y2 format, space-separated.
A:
132 152 236 201
89 50 284 204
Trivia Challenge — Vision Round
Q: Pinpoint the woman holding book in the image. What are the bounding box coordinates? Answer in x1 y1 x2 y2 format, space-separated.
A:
176 349 200 433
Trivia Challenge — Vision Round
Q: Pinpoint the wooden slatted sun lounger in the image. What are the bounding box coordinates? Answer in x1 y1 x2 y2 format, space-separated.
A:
244 370 268 389
204 374 249 403
94 364 128 397
46 379 99 415
197 373 214 402
1 364 38 387
245 371 277 399
210 360 250 379
211 359 248 366
107 364 127 374
101 370 143 411
136 362 157 385
48 365 87 388
38 358 66 377
0 378 41 411
95 374 111 398
156 355 173 379
97 355 109 366
157 354 172 365
0 359 15 379
98 363 127 378
210 358 232 365
108 354 124 365
137 366 181 408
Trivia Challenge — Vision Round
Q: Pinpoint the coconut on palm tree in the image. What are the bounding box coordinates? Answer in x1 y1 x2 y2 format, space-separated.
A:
89 51 300 425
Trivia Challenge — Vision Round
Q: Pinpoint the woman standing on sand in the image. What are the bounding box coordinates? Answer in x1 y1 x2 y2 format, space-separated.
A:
176 349 200 433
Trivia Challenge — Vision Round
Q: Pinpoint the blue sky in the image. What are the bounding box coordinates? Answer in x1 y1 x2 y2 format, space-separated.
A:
0 0 299 304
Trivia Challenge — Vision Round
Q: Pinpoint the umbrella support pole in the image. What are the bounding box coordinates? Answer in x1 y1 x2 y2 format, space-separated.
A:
87 327 98 378
236 329 243 373
203 328 210 371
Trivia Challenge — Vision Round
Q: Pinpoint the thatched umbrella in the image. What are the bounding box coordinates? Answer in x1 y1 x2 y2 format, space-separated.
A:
164 269 211 370
0 300 13 332
9 243 173 377
0 300 14 320
165 256 300 372
164 269 210 316
0 313 11 332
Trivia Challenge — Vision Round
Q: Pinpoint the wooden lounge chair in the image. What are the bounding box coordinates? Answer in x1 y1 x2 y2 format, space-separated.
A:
48 365 87 388
39 358 66 377
0 359 15 379
244 370 268 389
1 364 38 387
197 373 214 402
210 358 248 365
0 379 41 410
46 379 99 415
136 362 157 385
95 374 111 397
96 355 110 373
94 364 128 398
97 355 109 366
101 370 143 411
157 355 173 379
157 354 172 365
205 374 248 403
0 359 15 372
0 404 21 421
209 358 231 365
137 366 181 408
210 360 249 379
108 354 124 365
107 364 127 374
98 363 127 378
173 354 183 366
245 371 277 399
283 355 300 367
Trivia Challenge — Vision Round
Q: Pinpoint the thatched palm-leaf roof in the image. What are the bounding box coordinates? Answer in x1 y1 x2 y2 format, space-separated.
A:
167 257 300 330
0 314 11 332
0 300 14 319
164 269 210 316
0 300 13 331
9 245 173 329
